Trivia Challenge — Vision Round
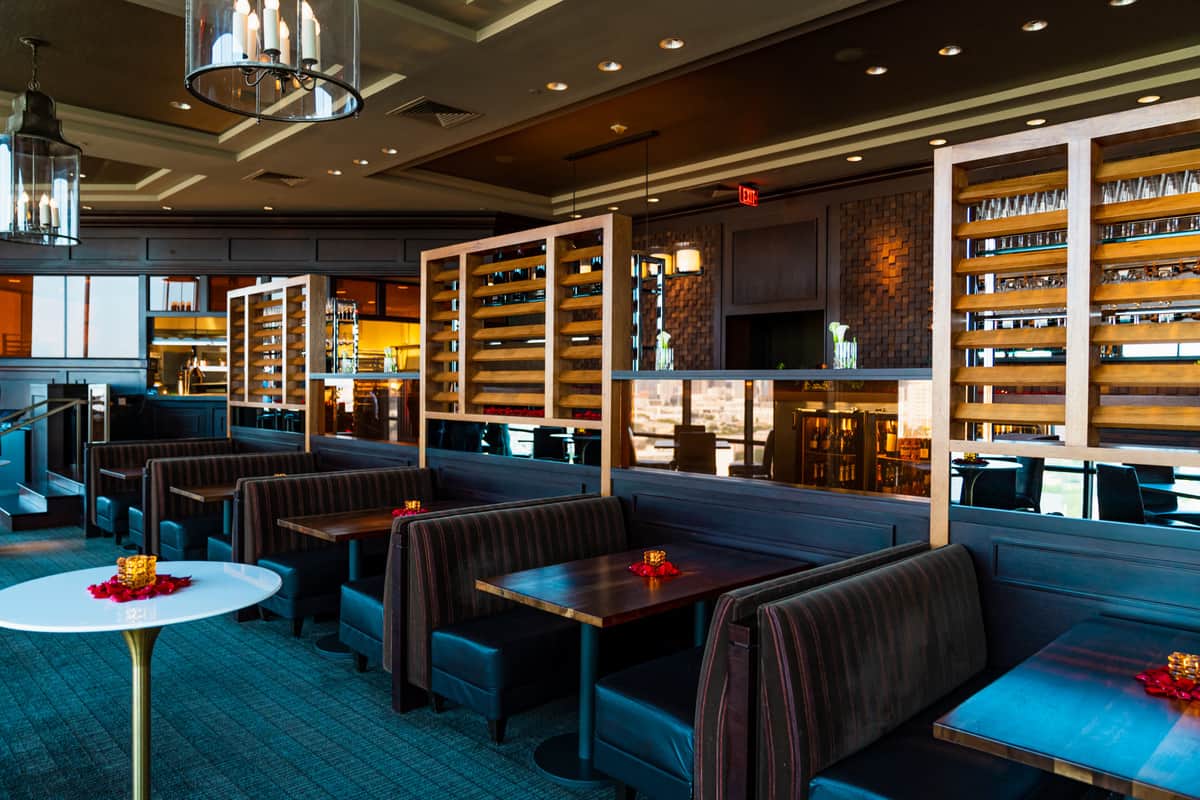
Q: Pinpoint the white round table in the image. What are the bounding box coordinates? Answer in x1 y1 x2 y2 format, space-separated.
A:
0 561 281 800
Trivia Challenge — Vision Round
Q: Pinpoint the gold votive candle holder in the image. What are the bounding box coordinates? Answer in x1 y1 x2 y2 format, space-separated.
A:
117 555 157 589
1168 651 1200 681
405 500 423 512
643 549 667 567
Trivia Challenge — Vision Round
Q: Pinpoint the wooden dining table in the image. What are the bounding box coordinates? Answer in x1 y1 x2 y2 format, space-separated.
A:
476 542 806 787
169 483 237 535
100 466 145 481
935 616 1200 800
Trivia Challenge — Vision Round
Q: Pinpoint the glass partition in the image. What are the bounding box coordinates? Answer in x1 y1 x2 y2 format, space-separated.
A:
622 373 932 498
319 377 418 443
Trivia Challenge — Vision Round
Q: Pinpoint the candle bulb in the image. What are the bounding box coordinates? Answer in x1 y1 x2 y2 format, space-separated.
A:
38 194 49 228
246 11 260 60
49 199 59 229
301 2 317 64
279 19 290 64
263 0 280 53
17 192 28 228
232 0 250 59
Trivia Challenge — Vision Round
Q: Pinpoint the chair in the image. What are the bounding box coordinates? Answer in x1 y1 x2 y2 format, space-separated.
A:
628 426 673 470
1014 456 1045 513
532 426 568 461
674 432 716 475
675 424 705 435
1128 463 1178 514
1097 464 1200 528
962 468 1018 509
729 430 775 479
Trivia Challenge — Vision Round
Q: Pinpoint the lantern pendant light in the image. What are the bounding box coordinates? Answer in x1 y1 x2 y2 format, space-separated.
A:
184 0 363 122
0 37 82 247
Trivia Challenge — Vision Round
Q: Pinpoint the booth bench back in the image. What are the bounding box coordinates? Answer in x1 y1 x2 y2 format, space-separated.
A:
86 438 232 529
756 544 986 800
400 496 627 692
235 466 436 563
143 451 316 556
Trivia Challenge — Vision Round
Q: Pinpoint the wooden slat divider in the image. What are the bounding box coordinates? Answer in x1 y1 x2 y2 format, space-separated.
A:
1093 192 1200 224
1092 321 1200 344
1096 147 1200 182
470 323 545 341
431 391 458 404
472 278 546 298
1092 363 1200 386
432 268 460 282
561 271 605 287
956 171 1068 203
560 344 603 359
560 294 603 311
954 210 1068 240
431 351 460 363
952 365 1066 386
560 245 603 263
471 301 546 320
560 370 602 384
954 248 1068 276
472 370 545 384
953 287 1067 312
471 391 545 406
1093 232 1200 266
1092 277 1200 304
469 252 546 276
952 402 1066 424
954 327 1067 348
561 319 604 335
432 289 458 302
430 329 459 342
430 309 458 322
431 371 460 383
559 394 603 409
471 347 544 362
1092 405 1200 430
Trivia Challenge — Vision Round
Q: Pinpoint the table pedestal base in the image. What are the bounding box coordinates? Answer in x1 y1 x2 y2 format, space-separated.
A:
533 734 609 788
314 634 353 658
122 627 160 800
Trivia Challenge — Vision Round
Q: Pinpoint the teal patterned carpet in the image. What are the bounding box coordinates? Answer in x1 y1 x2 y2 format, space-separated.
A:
0 527 607 800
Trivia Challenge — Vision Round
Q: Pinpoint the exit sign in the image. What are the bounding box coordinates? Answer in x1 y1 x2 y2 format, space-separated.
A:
738 184 759 206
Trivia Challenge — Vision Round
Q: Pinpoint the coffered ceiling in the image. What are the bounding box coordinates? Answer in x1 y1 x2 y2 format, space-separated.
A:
1 0 1197 220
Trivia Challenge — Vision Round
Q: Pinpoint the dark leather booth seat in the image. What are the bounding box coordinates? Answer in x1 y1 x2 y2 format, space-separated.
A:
159 513 223 561
236 467 435 637
85 438 232 539
128 506 145 551
95 492 138 543
593 542 926 800
757 545 1082 800
403 496 626 742
340 576 386 668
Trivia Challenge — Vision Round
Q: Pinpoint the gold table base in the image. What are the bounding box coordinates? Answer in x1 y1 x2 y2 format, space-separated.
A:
121 627 161 800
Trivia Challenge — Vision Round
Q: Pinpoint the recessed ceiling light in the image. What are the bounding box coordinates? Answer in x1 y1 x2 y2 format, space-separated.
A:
1021 19 1048 32
607 205 620 211
79 173 86 179
647 197 660 203
7 278 20 283
327 168 343 175
352 158 369 166
81 205 93 211
1137 94 1161 104
846 155 864 162
610 123 628 134
161 205 173 211
263 205 274 211
598 60 622 72
659 37 685 50
1026 117 1047 126
169 100 192 110
1109 0 1136 6
865 65 888 76
381 146 398 155
938 45 962 56
570 213 583 219
929 138 948 146
546 81 569 92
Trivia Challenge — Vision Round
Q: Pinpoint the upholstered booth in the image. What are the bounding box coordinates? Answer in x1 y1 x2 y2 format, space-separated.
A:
340 495 581 675
128 506 145 550
85 438 232 541
592 541 926 800
159 513 224 562
234 467 435 637
142 451 316 558
757 545 1081 800
390 496 628 742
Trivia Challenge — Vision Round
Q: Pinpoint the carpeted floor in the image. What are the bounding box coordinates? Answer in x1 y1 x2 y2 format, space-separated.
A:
0 527 609 800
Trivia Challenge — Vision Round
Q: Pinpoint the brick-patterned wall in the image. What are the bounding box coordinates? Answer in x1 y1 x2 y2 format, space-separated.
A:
839 190 933 368
634 223 719 370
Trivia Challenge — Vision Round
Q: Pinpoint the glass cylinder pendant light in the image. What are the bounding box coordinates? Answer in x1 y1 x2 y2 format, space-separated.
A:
184 0 362 122
0 38 82 247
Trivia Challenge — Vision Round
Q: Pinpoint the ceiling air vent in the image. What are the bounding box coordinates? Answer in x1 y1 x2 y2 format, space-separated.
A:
687 183 740 200
387 97 482 129
242 169 310 188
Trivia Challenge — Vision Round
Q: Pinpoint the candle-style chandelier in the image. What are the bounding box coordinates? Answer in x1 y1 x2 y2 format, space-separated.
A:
0 37 82 247
184 0 363 122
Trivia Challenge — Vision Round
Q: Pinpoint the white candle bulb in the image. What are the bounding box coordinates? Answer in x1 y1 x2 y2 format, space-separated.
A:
18 192 28 227
38 194 49 227
263 0 280 53
232 0 250 60
314 19 321 69
301 2 317 64
279 19 290 64
246 12 260 60
49 199 59 229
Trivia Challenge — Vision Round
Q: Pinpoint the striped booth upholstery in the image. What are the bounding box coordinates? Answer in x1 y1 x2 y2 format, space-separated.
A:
591 542 925 800
143 452 316 557
757 545 1078 800
235 467 435 634
404 496 627 740
85 438 231 539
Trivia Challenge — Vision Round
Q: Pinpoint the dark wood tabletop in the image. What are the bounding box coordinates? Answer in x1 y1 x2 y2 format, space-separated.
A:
935 617 1200 800
277 500 475 543
477 542 806 628
100 466 144 481
169 483 237 504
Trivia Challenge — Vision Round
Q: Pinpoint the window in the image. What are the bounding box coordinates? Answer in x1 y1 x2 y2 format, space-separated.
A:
148 276 199 311
208 276 257 312
332 278 378 316
12 276 139 358
384 282 420 318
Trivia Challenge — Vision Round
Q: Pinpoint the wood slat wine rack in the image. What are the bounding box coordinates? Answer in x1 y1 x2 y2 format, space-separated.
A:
419 214 632 490
933 96 1200 544
226 275 326 447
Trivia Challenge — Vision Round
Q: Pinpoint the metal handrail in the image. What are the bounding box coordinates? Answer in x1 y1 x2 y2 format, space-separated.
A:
0 397 90 473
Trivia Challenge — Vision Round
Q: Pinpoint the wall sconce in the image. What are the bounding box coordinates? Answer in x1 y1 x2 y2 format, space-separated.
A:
674 242 703 275
650 250 674 275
